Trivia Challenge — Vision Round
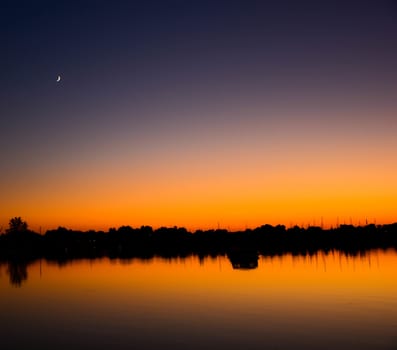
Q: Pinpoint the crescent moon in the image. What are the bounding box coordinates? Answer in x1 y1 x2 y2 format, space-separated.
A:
56 75 61 82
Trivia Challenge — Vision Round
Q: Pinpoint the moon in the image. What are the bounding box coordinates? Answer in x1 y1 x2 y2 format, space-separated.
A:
56 75 61 82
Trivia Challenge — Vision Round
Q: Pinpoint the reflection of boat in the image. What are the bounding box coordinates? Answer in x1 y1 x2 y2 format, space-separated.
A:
227 250 259 270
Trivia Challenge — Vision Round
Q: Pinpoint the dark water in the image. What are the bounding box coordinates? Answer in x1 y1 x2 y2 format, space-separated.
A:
0 250 396 350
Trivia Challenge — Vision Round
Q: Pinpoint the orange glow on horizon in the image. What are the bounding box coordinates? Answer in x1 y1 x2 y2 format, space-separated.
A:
2 185 397 232
2 164 396 232
2 112 396 232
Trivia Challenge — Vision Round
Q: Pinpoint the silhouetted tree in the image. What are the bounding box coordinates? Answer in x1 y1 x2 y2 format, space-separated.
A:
6 217 28 234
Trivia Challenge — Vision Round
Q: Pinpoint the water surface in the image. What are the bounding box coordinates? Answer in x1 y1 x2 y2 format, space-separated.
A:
1 250 396 350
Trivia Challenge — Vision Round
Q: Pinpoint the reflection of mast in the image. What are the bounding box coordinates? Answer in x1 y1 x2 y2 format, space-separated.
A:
40 258 42 278
322 252 327 272
339 252 342 271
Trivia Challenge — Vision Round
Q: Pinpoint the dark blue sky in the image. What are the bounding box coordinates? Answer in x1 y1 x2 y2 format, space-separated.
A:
2 1 396 157
3 1 396 122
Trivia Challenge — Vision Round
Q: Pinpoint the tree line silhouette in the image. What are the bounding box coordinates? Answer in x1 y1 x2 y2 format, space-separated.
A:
1 217 397 262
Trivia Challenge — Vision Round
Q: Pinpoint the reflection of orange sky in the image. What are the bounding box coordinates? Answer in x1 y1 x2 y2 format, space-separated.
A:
3 250 395 292
1 250 397 350
1 250 397 318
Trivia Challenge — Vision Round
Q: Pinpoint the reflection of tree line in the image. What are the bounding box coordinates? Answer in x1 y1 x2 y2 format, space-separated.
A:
6 261 28 287
0 259 29 287
0 247 390 288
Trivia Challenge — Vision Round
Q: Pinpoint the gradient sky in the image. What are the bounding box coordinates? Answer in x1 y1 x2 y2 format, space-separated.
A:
1 0 397 232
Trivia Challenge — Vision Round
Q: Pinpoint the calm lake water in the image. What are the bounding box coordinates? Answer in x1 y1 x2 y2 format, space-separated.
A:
1 250 396 350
